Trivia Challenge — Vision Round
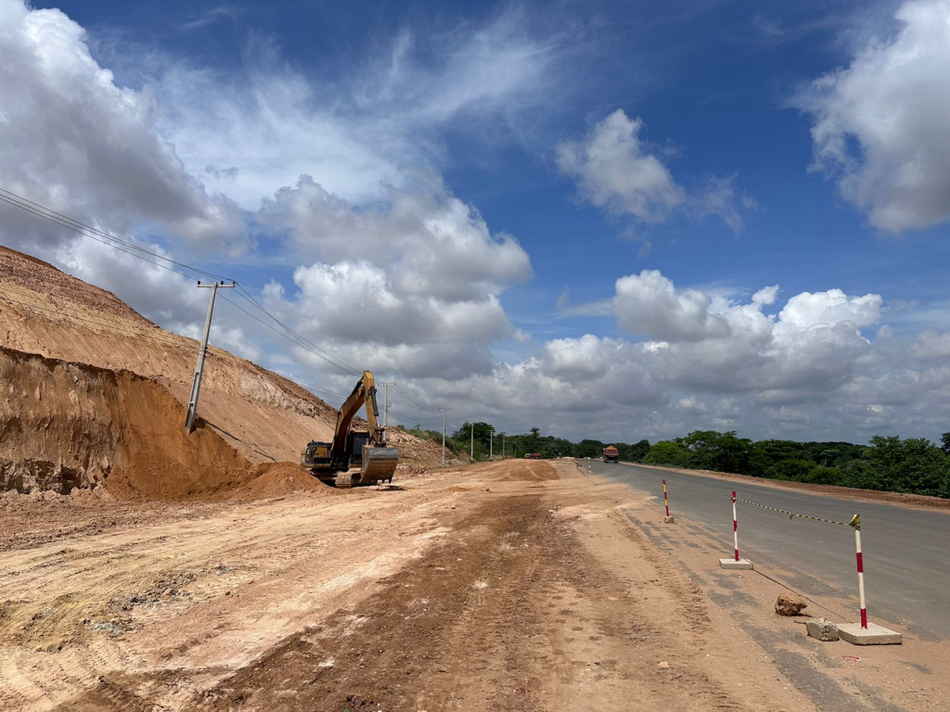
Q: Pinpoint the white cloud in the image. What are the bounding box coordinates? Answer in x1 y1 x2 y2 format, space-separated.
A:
0 0 244 251
912 331 950 359
692 173 759 234
556 109 685 222
556 110 755 234
678 396 708 414
250 179 532 379
777 289 881 330
800 0 950 231
258 177 532 302
614 270 731 342
158 8 570 210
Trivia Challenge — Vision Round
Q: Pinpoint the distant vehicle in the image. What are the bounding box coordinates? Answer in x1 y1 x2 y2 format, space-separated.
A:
602 446 619 463
523 452 542 459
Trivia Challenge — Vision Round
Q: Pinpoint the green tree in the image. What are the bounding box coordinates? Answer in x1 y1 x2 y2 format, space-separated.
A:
644 441 690 468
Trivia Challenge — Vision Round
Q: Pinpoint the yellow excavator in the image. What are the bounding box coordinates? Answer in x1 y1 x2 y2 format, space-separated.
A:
301 370 399 488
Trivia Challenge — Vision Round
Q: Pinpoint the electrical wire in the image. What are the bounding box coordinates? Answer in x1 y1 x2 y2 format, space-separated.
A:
0 187 457 419
392 384 443 412
0 187 227 281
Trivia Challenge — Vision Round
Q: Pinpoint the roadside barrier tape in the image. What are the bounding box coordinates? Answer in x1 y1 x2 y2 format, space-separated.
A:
731 495 850 527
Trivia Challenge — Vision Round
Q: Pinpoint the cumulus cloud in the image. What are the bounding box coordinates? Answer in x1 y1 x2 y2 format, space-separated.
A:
250 179 532 378
556 110 754 234
556 109 685 223
259 177 532 301
0 0 244 251
613 270 731 342
799 0 950 231
912 331 950 359
678 396 708 414
394 270 908 442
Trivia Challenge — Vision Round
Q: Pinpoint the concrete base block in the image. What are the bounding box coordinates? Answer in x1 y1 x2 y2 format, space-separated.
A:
837 623 902 645
719 558 753 570
664 516 676 524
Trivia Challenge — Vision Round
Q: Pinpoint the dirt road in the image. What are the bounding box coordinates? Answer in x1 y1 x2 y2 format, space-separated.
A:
1 460 946 711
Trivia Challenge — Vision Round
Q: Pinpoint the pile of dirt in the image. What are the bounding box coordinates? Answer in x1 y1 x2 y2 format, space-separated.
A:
0 245 447 496
229 462 335 501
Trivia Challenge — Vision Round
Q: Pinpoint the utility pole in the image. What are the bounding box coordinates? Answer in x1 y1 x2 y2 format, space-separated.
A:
440 408 450 466
378 382 394 431
490 428 494 460
470 422 474 463
502 433 506 458
185 280 235 433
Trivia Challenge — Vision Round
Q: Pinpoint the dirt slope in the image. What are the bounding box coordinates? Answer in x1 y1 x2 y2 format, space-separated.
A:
0 245 443 494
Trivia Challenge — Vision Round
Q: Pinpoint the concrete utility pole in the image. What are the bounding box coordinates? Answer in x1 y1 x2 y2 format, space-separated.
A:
440 408 450 466
185 280 235 433
490 428 494 460
502 433 506 458
378 382 394 430
470 422 474 463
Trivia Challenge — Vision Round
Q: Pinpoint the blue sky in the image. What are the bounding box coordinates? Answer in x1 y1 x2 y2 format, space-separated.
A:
3 0 950 442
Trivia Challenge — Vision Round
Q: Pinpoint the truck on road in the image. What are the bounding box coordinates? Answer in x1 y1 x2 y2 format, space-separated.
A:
602 446 619 463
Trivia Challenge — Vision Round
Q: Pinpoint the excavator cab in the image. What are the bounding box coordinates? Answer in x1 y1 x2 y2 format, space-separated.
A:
301 371 399 487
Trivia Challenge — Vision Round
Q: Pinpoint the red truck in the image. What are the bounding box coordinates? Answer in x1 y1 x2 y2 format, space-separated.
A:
602 446 619 463
523 452 542 459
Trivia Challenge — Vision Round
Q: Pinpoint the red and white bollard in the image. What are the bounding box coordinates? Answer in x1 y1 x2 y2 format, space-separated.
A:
854 517 867 629
662 479 675 523
719 490 752 569
837 514 902 644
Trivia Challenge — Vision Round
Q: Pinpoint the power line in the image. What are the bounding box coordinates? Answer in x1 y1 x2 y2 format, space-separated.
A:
0 186 228 281
0 186 361 377
217 294 357 376
393 384 442 412
0 187 457 421
230 284 360 376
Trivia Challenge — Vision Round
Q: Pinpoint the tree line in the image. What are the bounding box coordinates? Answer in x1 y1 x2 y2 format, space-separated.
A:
401 422 950 499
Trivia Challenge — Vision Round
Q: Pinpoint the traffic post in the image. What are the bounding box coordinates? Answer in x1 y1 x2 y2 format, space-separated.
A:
837 515 902 645
663 479 675 524
720 491 752 569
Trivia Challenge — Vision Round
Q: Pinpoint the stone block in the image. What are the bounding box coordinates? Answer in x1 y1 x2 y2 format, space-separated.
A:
805 619 839 641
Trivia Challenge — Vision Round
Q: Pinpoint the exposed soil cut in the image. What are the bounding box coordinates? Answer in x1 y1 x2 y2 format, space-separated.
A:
0 246 445 498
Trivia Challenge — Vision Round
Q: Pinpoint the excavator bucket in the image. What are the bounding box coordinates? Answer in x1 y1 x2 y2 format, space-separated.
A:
360 445 399 484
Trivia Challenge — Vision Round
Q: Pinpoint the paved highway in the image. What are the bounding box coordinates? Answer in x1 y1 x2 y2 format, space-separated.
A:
587 460 950 640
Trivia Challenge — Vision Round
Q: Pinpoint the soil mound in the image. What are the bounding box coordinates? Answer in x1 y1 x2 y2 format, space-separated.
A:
0 345 320 501
230 462 335 501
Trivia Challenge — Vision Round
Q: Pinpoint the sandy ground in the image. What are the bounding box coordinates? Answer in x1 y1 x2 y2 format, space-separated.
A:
1 460 946 711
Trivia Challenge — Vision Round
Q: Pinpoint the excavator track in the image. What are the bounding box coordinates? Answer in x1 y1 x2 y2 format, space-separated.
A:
335 472 355 488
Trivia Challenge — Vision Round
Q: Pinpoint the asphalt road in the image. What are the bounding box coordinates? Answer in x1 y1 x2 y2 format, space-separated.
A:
585 459 950 640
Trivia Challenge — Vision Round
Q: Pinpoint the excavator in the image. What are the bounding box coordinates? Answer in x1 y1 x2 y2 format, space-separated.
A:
301 370 399 488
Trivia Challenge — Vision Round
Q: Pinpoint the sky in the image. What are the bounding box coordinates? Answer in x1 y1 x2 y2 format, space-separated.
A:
2 0 950 444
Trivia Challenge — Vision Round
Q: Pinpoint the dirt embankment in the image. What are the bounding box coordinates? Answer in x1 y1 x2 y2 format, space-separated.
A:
0 245 444 496
0 345 315 500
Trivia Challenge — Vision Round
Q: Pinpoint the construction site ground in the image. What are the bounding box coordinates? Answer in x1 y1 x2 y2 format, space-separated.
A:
2 459 947 712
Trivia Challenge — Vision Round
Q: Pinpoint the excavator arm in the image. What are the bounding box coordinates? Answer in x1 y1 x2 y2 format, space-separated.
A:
302 370 399 487
329 371 386 460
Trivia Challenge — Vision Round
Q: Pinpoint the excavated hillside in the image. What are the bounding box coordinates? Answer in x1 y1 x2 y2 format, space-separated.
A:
0 246 444 497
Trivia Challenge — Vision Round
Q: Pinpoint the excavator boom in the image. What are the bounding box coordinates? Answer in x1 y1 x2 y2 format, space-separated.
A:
301 370 399 487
